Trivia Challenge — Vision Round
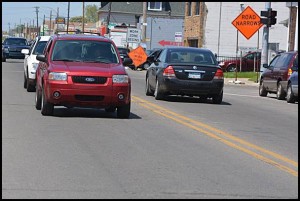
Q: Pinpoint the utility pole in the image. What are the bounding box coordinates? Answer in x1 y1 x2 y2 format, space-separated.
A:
141 2 147 43
259 2 271 79
82 2 85 33
49 10 52 35
43 14 45 36
34 6 40 36
106 2 112 35
67 2 70 34
8 23 11 36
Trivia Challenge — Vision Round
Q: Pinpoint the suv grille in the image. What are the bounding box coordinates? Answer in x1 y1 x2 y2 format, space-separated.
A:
72 76 107 84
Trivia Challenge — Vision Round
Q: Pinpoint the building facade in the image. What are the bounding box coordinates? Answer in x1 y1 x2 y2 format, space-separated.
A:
184 2 298 57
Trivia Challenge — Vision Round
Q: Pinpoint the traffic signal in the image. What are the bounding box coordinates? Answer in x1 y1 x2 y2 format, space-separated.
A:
260 9 277 27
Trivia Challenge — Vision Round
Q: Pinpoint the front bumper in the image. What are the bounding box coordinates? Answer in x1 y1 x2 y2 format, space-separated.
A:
44 79 131 108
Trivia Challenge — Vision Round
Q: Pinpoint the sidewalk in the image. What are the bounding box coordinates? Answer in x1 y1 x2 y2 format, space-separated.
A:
224 78 259 87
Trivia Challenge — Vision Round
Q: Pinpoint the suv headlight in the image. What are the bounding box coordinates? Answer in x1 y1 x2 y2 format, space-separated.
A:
49 72 67 81
4 48 9 53
113 75 129 83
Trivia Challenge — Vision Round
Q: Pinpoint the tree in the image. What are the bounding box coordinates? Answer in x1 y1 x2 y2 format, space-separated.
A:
69 16 87 23
85 4 98 23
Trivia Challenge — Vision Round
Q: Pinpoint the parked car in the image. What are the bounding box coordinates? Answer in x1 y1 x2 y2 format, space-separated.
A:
35 34 132 118
21 36 51 92
259 51 298 100
218 51 261 72
286 56 298 103
145 47 224 103
2 37 30 62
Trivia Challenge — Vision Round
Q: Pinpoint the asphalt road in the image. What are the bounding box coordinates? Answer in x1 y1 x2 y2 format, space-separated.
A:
2 59 298 199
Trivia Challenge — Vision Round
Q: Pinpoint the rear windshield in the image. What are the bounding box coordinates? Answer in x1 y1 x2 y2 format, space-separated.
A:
166 49 218 65
5 38 27 46
51 40 119 63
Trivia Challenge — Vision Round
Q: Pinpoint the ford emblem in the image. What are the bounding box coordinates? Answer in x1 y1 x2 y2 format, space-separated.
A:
85 77 95 82
193 66 197 70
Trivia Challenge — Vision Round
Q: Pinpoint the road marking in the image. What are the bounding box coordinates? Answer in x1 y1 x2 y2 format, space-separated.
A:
132 95 298 177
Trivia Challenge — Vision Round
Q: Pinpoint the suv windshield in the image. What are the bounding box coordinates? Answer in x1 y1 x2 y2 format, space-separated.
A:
51 40 119 63
32 41 48 55
5 38 27 46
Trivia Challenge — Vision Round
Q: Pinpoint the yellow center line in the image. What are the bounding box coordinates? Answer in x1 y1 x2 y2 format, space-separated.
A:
132 95 298 177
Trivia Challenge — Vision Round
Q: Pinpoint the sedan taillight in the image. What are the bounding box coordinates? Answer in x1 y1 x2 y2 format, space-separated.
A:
213 69 224 79
287 68 292 78
163 66 175 77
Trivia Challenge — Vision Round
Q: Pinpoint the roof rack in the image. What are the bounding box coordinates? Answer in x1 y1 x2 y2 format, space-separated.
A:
55 30 101 36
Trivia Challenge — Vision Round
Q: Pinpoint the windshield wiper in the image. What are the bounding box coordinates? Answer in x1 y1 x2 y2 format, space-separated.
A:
83 60 110 64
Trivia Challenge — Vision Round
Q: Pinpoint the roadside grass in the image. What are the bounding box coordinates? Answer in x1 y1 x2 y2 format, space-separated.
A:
223 72 260 83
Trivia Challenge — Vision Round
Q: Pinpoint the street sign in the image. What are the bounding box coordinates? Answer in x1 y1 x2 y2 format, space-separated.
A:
128 46 147 67
126 28 141 43
175 32 182 42
232 6 263 40
159 40 183 47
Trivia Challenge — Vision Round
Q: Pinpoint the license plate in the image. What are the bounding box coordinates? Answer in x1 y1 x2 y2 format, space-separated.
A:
188 72 201 79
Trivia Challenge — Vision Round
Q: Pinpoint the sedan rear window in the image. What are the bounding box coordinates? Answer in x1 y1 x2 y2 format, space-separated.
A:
51 40 119 63
166 49 217 65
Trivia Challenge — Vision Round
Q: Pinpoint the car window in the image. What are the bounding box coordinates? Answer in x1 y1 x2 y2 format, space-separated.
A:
268 55 280 68
32 41 48 55
274 53 294 69
51 40 119 63
166 49 217 65
117 48 129 54
293 54 298 67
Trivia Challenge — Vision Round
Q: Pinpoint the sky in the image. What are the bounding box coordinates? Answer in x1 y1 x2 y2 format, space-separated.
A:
2 2 98 32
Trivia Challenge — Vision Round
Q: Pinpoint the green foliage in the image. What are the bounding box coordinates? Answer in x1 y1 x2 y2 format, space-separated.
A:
223 72 260 83
85 4 98 23
69 16 87 23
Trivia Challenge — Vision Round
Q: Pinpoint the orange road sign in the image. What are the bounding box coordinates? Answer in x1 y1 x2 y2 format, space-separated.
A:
128 46 148 67
232 6 263 40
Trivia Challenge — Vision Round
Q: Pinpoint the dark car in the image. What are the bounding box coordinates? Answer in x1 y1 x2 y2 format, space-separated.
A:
35 34 132 118
259 51 298 100
145 47 224 103
286 56 298 103
218 51 261 72
117 46 130 62
2 37 30 62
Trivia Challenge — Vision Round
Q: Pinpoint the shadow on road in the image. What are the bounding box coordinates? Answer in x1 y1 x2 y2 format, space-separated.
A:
51 107 142 119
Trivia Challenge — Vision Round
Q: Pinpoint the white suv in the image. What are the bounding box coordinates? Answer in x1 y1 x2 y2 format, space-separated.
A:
22 36 50 92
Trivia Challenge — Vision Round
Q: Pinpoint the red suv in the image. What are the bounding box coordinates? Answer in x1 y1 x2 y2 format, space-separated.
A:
35 34 132 118
259 51 298 100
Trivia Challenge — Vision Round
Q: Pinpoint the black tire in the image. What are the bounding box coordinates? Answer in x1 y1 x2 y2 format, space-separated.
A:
154 80 164 100
26 72 35 92
276 82 285 100
117 102 130 119
227 64 236 72
24 72 27 89
259 80 268 97
105 106 116 113
212 90 223 104
41 86 54 116
35 84 42 110
286 83 295 103
2 56 6 62
145 77 154 96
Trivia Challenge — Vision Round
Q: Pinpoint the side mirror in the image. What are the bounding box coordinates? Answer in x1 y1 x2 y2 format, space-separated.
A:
291 66 298 72
147 55 155 63
36 54 47 62
21 49 29 55
122 58 132 66
263 63 269 68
